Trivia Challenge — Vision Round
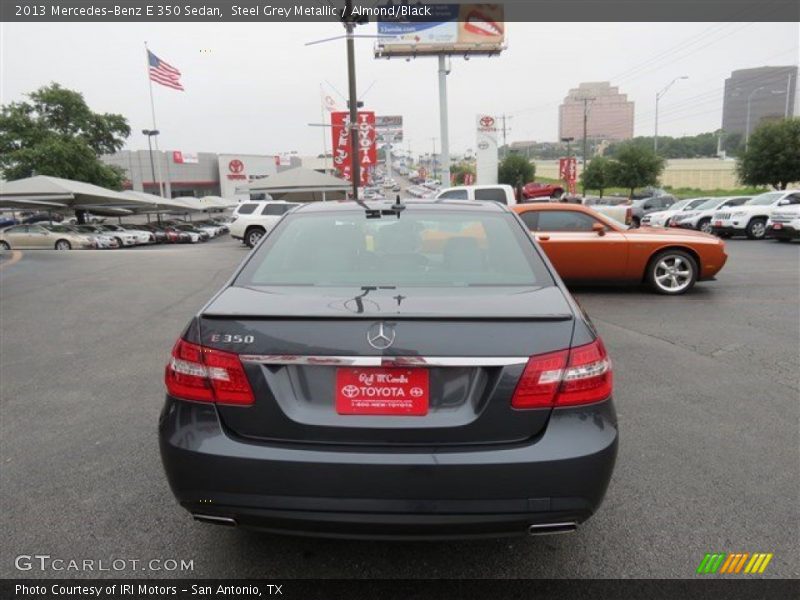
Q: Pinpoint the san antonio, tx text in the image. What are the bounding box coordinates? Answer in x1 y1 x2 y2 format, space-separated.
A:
16 584 280 596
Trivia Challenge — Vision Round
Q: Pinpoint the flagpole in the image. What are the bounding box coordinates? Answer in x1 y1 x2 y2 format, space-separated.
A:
144 41 165 198
320 84 329 178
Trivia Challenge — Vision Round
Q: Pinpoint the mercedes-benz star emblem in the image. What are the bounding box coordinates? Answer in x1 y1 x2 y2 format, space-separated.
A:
367 322 396 350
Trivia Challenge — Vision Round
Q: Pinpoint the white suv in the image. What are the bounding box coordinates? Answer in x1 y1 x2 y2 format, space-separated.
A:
671 196 751 234
229 200 301 247
767 203 800 242
711 190 800 239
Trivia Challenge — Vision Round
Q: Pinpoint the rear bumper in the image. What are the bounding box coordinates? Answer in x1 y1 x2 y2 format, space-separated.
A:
159 397 618 539
767 225 799 240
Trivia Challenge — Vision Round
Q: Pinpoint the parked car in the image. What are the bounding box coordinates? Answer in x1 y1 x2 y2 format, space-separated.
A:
99 224 154 245
627 195 677 228
65 214 105 224
164 226 202 243
164 228 193 244
194 219 229 237
172 223 210 242
522 181 564 201
671 197 751 233
435 184 517 205
229 200 301 248
132 223 168 243
766 203 800 242
0 224 94 250
641 197 711 228
712 190 800 239
512 202 727 295
0 216 19 228
76 224 138 247
160 198 618 538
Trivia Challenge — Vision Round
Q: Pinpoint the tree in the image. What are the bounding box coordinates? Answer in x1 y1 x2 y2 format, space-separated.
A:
610 144 665 197
0 83 130 188
581 156 613 197
736 118 800 190
498 154 535 188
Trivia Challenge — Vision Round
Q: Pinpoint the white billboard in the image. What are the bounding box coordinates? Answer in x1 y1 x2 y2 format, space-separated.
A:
218 154 278 201
476 114 498 185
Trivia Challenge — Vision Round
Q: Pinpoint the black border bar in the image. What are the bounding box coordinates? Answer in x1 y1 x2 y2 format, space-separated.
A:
2 0 799 23
3 579 799 600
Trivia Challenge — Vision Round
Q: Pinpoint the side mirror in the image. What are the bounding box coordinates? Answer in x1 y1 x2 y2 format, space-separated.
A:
592 222 606 236
777 199 789 206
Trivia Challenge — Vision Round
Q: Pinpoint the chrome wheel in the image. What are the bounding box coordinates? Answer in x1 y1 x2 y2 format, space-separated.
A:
55 240 71 250
699 220 713 234
0 241 10 251
654 255 693 293
748 220 766 239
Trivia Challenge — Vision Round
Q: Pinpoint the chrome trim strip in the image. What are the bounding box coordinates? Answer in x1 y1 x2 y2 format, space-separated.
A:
239 355 529 367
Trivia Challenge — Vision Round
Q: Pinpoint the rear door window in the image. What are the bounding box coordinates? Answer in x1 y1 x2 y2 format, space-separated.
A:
474 188 508 204
236 203 259 215
261 204 294 216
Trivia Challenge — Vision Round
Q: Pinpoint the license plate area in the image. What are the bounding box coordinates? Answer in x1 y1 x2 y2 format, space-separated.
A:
336 367 429 416
772 223 783 229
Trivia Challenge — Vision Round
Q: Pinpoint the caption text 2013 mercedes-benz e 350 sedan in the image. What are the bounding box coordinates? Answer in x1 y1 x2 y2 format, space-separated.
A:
159 199 618 539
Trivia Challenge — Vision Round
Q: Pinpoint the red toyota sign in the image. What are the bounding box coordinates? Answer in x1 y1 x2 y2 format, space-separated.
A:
559 157 578 194
226 159 246 180
331 111 376 186
479 115 495 128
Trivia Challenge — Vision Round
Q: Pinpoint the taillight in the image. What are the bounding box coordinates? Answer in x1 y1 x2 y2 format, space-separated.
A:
165 339 254 405
511 338 612 409
625 207 632 226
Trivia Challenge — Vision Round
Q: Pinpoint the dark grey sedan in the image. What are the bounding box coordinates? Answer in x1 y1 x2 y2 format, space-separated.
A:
159 199 617 539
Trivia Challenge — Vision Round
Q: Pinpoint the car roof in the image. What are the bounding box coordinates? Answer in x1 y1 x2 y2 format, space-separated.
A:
292 199 508 214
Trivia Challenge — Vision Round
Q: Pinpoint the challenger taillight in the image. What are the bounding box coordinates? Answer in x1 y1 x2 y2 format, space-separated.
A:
165 339 254 405
511 338 612 409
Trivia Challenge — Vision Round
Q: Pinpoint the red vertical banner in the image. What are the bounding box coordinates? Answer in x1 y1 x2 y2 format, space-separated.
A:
559 157 577 194
331 111 375 187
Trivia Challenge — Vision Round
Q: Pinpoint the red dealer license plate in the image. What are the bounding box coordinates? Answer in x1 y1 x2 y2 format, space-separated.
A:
772 223 783 229
714 221 722 227
335 368 429 416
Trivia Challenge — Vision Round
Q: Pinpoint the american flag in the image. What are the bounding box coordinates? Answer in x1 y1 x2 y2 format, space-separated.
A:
148 50 184 91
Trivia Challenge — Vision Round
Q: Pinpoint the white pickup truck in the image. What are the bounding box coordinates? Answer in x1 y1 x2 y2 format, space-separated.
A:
434 186 632 225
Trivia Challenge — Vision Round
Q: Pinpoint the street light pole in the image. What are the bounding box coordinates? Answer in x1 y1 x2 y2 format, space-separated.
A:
142 129 159 195
344 2 360 201
654 76 688 154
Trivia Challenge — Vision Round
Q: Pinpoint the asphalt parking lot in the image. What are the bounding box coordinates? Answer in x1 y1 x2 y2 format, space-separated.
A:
1 238 798 579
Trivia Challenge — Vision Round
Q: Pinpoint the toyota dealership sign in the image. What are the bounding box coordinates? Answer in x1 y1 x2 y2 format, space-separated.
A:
476 114 498 185
217 154 278 200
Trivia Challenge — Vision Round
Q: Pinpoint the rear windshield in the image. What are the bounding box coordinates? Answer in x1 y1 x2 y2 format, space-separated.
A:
236 210 552 287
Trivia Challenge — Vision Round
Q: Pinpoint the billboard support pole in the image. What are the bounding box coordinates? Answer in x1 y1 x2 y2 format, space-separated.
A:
345 6 360 200
438 55 450 189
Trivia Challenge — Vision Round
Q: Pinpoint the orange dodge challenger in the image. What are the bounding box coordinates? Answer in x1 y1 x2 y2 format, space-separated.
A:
512 203 728 295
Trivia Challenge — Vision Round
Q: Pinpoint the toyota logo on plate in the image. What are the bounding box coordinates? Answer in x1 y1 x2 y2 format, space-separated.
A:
367 322 396 350
480 116 495 128
228 159 244 174
342 385 360 398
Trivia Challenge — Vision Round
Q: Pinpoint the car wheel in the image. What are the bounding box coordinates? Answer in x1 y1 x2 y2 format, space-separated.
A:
55 240 72 250
647 250 698 295
631 217 641 228
697 218 713 234
551 188 564 200
0 241 10 251
245 227 265 248
114 237 124 247
745 218 767 240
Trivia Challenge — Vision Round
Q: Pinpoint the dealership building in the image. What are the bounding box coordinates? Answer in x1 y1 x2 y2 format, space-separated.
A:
101 151 335 200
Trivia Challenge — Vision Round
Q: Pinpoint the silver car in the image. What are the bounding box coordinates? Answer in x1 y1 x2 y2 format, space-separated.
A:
0 224 94 250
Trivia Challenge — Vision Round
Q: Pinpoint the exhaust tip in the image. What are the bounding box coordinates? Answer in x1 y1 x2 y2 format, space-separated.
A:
192 514 237 527
528 522 577 536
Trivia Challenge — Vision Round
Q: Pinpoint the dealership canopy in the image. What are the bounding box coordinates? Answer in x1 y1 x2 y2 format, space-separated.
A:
0 175 149 215
236 167 350 201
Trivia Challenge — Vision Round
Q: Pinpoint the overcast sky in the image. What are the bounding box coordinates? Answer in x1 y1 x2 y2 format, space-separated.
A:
1 21 797 157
